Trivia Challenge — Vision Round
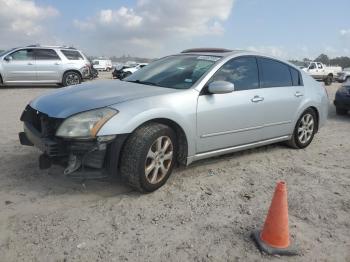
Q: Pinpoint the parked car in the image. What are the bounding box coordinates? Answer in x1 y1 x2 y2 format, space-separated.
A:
19 48 328 192
0 45 91 86
334 84 350 115
92 59 113 71
337 68 350 83
122 63 149 78
303 62 342 85
112 63 148 79
112 64 131 79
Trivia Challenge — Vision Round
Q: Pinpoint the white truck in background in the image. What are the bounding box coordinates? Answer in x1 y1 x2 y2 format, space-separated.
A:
303 62 342 85
92 59 113 71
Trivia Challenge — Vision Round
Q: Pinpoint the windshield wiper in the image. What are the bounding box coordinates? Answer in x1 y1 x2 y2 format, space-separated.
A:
125 79 159 86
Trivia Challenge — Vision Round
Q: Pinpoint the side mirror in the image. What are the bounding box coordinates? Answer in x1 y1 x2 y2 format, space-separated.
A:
208 81 234 94
4 56 13 62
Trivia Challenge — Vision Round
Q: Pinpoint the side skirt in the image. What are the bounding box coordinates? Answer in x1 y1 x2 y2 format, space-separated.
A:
186 135 290 165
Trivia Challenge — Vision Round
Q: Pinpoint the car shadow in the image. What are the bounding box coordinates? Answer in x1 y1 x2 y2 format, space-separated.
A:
2 150 134 198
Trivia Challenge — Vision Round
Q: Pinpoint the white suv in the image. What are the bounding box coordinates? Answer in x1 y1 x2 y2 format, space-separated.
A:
0 45 91 86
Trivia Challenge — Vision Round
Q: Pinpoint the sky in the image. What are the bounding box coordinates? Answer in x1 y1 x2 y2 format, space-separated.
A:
1 0 350 60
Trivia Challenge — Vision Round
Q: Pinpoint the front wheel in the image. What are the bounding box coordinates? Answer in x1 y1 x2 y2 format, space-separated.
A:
120 123 177 192
62 71 82 87
286 109 317 149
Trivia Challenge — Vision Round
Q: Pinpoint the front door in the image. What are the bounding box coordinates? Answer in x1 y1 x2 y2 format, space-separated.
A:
2 49 36 83
196 56 264 153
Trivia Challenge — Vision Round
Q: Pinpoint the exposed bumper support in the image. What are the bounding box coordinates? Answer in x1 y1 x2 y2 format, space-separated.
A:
19 121 129 178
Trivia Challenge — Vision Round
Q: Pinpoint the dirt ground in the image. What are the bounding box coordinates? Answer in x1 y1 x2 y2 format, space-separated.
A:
0 73 349 262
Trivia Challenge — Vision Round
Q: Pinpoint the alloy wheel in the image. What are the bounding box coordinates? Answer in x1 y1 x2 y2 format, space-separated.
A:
66 73 80 86
297 113 314 144
145 136 173 184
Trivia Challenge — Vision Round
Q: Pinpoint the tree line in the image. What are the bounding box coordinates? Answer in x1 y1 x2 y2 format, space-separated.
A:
290 54 350 69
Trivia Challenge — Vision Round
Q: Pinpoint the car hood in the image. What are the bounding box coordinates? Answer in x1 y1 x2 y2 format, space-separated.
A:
30 80 178 118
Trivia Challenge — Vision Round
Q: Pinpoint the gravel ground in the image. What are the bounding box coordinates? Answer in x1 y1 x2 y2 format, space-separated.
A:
0 74 349 262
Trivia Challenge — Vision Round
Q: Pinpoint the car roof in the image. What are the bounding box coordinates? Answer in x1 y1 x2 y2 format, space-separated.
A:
177 48 302 71
179 48 255 58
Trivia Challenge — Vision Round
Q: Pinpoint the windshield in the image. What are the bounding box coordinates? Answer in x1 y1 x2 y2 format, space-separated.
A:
123 55 221 89
0 48 16 57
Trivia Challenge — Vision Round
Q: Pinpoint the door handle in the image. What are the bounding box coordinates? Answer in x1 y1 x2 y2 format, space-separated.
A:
27 62 34 65
295 92 304 98
54 62 60 65
251 96 264 103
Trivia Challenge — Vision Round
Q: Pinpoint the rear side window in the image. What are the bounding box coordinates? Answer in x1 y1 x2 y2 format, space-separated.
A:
210 56 259 91
258 58 292 88
290 67 303 86
35 49 60 60
61 50 84 60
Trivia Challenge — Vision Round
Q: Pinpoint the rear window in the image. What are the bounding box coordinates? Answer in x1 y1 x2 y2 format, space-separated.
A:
258 57 292 88
61 50 84 60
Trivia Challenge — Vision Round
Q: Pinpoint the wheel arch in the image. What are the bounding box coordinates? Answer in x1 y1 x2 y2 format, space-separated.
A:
308 106 320 133
62 69 82 83
133 118 189 166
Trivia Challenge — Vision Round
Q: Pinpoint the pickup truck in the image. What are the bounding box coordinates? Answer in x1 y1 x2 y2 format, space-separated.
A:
303 62 342 85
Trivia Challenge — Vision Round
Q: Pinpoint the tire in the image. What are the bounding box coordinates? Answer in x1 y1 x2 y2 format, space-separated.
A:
120 123 177 192
0 75 3 87
336 107 348 115
286 108 317 149
324 75 333 86
62 71 82 87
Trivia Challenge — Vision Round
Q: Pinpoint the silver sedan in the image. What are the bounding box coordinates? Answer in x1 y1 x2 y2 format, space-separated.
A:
19 48 329 192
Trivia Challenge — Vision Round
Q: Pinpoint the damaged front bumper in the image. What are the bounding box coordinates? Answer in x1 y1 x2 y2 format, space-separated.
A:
19 106 127 178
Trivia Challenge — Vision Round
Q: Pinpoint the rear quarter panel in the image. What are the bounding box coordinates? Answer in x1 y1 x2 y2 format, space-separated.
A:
297 71 328 130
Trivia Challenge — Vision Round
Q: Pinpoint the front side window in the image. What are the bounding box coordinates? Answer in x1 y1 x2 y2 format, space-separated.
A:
8 49 34 61
209 56 259 91
258 57 292 88
124 55 220 89
61 50 84 60
309 63 316 70
35 49 60 60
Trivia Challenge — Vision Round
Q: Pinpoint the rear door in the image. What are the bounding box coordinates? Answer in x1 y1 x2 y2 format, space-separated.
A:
2 49 36 83
34 49 62 82
256 57 305 140
196 56 264 153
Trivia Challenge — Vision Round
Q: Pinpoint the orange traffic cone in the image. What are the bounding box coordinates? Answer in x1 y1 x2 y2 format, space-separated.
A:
251 181 298 256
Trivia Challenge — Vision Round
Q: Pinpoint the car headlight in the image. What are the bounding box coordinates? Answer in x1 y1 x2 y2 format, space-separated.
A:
56 108 118 138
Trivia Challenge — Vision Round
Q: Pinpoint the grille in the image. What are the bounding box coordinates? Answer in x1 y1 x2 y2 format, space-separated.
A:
21 105 63 138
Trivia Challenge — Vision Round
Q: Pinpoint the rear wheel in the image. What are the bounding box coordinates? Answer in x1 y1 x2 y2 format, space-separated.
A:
62 71 82 87
287 109 317 149
120 123 177 192
336 107 348 115
324 75 333 86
